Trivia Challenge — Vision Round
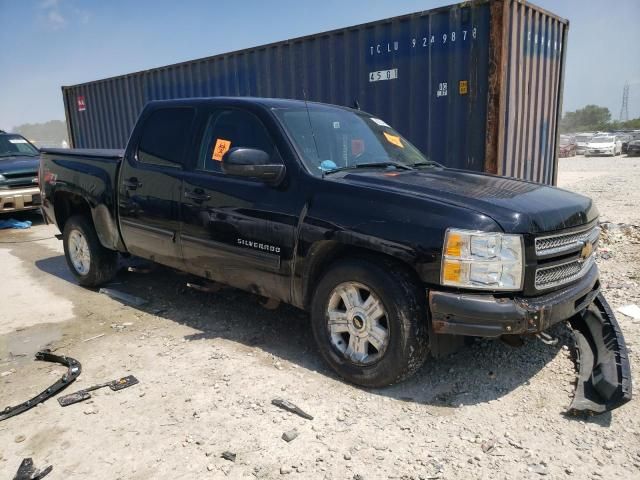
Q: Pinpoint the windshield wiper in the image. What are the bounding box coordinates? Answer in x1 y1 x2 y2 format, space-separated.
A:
411 161 439 168
325 161 414 175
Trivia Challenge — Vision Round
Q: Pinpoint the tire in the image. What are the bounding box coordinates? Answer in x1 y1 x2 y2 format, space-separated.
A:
63 215 118 287
310 257 429 387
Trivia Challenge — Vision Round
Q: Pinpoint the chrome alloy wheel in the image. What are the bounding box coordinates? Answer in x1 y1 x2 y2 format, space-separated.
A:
326 282 390 365
68 230 91 275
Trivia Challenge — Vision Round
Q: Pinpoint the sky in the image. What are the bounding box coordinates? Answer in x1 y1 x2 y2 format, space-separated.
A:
1 0 639 130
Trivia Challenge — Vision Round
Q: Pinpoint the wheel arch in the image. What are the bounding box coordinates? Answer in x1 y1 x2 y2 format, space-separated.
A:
53 190 124 251
298 240 424 311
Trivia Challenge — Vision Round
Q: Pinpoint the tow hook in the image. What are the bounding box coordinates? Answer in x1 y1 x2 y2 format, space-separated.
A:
536 331 559 346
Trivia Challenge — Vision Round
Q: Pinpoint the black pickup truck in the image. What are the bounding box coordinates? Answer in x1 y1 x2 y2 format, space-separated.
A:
40 97 631 413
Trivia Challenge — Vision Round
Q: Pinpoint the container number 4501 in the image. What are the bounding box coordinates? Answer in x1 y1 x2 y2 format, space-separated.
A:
369 69 398 82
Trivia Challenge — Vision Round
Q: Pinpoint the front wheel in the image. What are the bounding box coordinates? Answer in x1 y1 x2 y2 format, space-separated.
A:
63 215 118 287
310 258 429 387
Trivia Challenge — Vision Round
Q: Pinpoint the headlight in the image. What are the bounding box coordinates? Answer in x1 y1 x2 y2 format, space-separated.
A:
441 228 524 291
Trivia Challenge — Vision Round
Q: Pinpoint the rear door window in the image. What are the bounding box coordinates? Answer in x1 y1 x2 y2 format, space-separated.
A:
137 107 195 168
197 109 278 172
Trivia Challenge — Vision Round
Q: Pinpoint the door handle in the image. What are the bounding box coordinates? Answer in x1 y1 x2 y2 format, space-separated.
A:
184 190 211 202
123 177 142 190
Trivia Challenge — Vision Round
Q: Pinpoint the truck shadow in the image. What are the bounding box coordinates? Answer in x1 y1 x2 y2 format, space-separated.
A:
35 257 585 414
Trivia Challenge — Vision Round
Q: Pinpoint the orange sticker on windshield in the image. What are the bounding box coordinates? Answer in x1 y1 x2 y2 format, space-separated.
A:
212 139 232 161
383 132 404 148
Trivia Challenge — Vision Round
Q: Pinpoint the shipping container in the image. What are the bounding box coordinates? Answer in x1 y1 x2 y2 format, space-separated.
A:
62 0 568 184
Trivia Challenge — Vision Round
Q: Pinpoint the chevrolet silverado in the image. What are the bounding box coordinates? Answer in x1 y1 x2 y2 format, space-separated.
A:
40 98 631 413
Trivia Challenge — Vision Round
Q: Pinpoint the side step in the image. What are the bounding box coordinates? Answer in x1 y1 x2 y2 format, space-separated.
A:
568 293 632 415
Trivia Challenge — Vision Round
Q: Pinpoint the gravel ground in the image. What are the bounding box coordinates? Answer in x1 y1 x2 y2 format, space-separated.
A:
0 155 638 479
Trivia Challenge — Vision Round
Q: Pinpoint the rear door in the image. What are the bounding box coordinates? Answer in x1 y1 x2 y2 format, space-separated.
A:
180 105 302 302
118 106 196 268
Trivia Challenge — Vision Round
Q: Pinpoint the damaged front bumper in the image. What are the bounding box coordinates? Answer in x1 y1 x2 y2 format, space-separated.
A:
429 265 601 337
428 267 632 414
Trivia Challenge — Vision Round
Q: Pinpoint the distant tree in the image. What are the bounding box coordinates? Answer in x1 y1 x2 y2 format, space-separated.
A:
12 120 68 147
560 105 612 132
620 117 640 130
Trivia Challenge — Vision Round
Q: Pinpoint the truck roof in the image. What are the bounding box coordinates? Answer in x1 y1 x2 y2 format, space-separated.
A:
146 96 356 111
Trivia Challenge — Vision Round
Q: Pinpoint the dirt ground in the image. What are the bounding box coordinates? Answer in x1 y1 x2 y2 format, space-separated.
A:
1 155 639 480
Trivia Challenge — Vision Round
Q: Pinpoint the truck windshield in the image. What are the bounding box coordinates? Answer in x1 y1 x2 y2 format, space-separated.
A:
273 105 438 175
0 135 39 158
591 136 614 143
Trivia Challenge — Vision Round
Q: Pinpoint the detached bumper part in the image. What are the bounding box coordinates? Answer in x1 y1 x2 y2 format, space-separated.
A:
0 351 81 422
429 265 600 337
568 293 632 414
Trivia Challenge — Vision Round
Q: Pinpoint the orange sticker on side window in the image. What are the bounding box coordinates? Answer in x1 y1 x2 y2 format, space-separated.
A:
212 139 232 161
383 132 404 148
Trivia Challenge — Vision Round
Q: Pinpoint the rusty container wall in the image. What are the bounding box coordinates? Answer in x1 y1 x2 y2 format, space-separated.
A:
492 0 568 185
61 0 567 185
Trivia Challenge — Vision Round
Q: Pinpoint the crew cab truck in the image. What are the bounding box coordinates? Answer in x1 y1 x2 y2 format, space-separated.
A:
40 98 631 414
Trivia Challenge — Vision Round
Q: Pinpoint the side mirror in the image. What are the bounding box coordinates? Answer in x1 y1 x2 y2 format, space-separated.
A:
221 147 285 185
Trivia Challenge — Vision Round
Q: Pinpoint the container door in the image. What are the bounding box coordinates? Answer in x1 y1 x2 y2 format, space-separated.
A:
118 106 195 268
180 107 299 303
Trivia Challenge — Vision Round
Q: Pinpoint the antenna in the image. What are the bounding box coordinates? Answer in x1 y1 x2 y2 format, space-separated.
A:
619 82 630 122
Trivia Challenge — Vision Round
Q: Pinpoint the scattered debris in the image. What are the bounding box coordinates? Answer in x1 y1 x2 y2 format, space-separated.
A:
0 218 32 230
536 331 559 346
507 439 524 450
481 438 497 453
282 429 299 442
99 288 148 306
82 333 105 343
1 369 16 377
617 304 640 320
186 281 224 293
271 398 313 420
221 451 236 462
568 294 632 415
0 351 81 422
12 458 52 480
58 375 139 407
14 435 26 443
529 462 549 476
127 265 154 274
260 297 280 310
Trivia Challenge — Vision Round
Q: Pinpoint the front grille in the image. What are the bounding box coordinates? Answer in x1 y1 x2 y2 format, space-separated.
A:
535 255 595 290
3 173 37 188
535 225 599 257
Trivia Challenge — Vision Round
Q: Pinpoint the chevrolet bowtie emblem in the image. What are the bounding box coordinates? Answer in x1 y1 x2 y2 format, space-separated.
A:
580 241 593 260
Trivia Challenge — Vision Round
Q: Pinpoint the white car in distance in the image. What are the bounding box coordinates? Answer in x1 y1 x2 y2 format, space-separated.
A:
585 135 622 157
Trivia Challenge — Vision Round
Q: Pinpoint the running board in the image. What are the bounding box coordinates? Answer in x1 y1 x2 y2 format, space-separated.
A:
568 293 632 415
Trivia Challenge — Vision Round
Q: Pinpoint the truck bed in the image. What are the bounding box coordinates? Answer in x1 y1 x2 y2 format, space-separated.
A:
40 148 125 251
40 148 124 159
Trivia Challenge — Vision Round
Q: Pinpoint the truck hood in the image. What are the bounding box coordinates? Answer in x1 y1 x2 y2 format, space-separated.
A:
332 168 598 234
0 155 40 175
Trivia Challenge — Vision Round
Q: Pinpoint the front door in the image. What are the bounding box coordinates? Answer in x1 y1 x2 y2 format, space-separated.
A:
180 106 301 302
118 106 196 268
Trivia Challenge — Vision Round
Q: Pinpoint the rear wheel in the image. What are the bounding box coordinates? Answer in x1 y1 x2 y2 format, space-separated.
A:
63 215 118 287
310 258 429 387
